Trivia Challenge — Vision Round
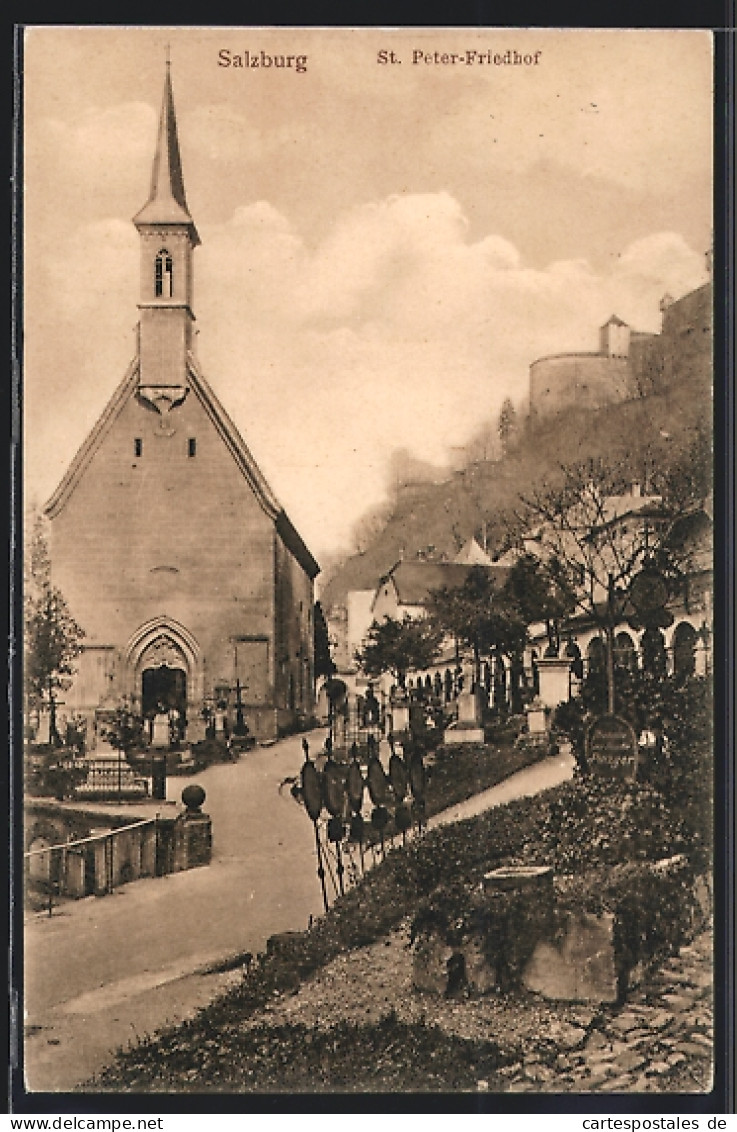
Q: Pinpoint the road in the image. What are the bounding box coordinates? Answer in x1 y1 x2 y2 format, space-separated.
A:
23 729 329 1092
22 736 573 1092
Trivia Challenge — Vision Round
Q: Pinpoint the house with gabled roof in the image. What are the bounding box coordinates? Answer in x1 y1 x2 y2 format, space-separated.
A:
43 64 319 743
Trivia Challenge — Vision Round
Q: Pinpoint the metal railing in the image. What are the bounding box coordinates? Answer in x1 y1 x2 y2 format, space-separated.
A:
24 817 159 915
74 756 150 798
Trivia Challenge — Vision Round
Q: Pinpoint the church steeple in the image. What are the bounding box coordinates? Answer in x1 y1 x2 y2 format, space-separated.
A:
133 59 200 244
134 60 199 389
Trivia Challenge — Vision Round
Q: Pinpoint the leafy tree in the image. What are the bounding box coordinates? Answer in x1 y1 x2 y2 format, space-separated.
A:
313 601 336 680
426 566 526 691
102 698 145 760
503 553 576 657
497 397 518 453
515 458 687 713
24 516 85 745
355 615 442 689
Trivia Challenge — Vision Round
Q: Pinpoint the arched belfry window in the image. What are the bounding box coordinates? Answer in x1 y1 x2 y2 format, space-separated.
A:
154 249 173 298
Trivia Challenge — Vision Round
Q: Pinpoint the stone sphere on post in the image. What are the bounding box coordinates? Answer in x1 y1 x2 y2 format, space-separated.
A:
181 784 206 813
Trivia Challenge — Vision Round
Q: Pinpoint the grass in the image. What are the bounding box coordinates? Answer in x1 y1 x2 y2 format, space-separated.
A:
423 738 545 819
93 1013 511 1094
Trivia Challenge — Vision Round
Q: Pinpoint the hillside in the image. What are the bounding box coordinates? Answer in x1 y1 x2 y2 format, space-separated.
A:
319 371 712 612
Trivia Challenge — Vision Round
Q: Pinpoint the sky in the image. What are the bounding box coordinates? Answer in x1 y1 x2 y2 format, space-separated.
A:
22 26 713 564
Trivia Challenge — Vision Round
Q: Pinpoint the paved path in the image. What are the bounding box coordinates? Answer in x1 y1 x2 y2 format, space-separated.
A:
22 741 574 1093
500 929 713 1094
429 750 574 830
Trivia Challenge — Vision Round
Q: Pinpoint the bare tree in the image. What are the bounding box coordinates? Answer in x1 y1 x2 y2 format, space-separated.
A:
515 458 685 714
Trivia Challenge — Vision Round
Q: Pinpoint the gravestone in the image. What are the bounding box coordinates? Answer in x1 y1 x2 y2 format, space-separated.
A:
151 712 170 748
457 689 483 726
535 657 572 709
526 698 548 738
444 689 484 744
36 711 51 745
390 699 411 734
586 714 638 780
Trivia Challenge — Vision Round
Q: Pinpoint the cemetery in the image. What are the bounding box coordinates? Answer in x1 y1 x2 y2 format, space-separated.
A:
88 660 712 1092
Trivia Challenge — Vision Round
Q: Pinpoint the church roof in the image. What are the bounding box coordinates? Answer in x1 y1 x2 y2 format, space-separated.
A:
602 314 628 327
375 559 507 609
133 62 200 245
43 353 319 580
454 536 494 566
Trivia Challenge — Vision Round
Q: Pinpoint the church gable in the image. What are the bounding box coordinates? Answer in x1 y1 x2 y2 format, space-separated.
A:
45 366 278 642
46 360 279 525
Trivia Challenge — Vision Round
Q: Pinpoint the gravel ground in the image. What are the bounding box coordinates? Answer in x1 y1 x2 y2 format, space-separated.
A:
242 920 713 1095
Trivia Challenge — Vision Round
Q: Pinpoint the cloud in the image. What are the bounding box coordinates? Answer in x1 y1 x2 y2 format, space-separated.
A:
613 232 708 292
185 104 265 163
27 104 156 213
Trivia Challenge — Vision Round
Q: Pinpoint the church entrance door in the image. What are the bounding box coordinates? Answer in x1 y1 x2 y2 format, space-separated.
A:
142 666 187 736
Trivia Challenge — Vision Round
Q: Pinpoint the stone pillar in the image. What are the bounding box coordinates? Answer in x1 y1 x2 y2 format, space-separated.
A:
535 657 572 710
482 866 555 990
172 812 212 872
390 699 411 734
63 848 87 898
172 784 213 872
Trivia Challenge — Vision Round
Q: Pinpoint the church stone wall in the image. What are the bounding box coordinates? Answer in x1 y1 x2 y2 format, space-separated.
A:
274 534 316 725
49 380 281 726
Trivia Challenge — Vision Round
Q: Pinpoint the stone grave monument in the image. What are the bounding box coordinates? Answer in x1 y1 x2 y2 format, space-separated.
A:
444 687 485 744
586 714 639 780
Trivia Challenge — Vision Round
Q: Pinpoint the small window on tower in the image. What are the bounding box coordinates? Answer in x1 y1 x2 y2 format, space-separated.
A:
188 438 197 457
134 438 143 457
154 249 173 298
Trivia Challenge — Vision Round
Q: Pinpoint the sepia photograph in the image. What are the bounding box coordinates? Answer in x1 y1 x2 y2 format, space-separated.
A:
18 25 717 1100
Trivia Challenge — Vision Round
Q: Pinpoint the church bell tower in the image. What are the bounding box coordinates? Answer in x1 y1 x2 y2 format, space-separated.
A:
133 60 200 391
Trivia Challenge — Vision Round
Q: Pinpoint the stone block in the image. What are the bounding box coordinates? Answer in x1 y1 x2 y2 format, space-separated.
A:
526 705 548 736
483 864 554 897
523 911 618 1003
443 723 485 744
457 690 483 725
412 932 453 995
535 657 572 709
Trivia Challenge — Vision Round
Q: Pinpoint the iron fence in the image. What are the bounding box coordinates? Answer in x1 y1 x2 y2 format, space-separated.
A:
74 756 150 798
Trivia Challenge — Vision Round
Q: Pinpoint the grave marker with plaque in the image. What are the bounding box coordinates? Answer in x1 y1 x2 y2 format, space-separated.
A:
586 714 638 781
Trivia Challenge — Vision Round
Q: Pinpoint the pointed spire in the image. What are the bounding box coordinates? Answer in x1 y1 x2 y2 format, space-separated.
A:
133 60 200 245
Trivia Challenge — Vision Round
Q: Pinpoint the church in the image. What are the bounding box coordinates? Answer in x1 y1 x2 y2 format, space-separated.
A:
43 64 319 744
